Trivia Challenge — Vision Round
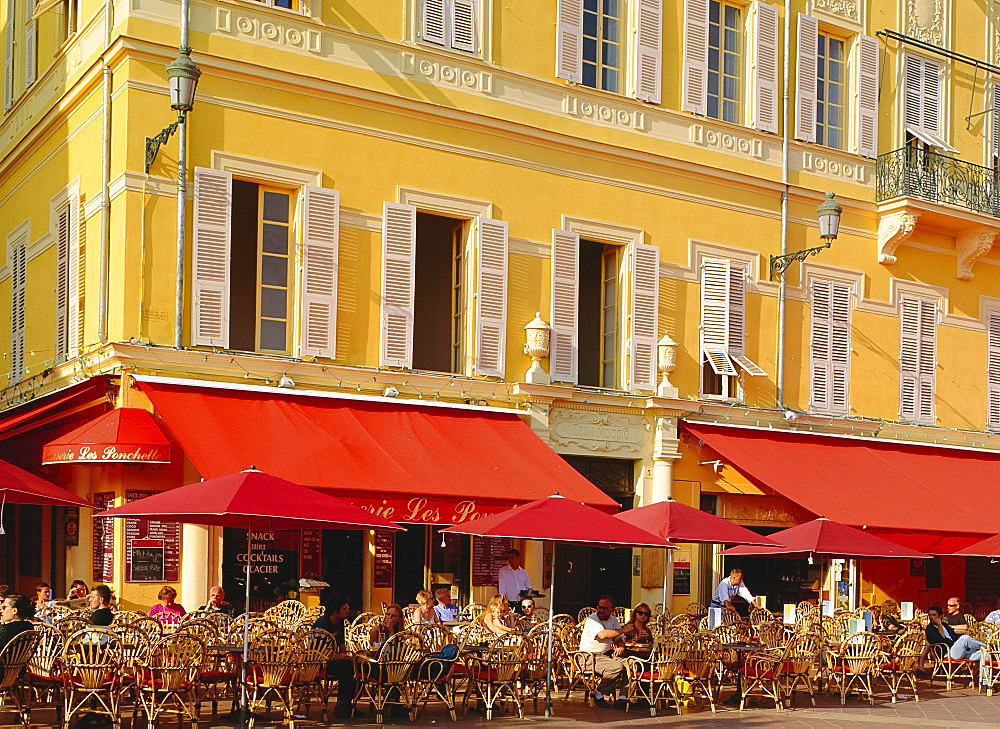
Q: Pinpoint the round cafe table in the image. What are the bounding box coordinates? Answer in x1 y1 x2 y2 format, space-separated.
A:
720 642 761 707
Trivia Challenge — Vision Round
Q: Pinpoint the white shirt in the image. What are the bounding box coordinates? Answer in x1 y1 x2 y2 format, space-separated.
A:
498 564 531 602
580 612 621 654
712 578 754 606
985 610 1000 626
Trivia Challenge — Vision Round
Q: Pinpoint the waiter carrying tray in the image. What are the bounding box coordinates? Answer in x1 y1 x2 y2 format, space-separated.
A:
498 548 531 613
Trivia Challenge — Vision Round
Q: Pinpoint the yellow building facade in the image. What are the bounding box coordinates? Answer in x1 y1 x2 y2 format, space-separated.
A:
3 0 1000 615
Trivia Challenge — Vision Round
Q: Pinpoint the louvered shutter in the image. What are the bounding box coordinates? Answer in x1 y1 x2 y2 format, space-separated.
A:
988 312 1000 429
917 298 936 423
728 263 766 375
633 0 661 104
474 217 507 378
682 0 709 114
628 242 658 391
903 55 923 133
421 0 446 46
9 241 25 383
300 186 339 359
899 296 920 421
380 202 416 369
4 0 14 111
550 229 579 383
922 58 941 137
54 203 70 358
809 279 832 412
24 0 35 87
795 13 818 143
857 34 879 158
752 0 778 133
700 257 736 375
191 167 232 348
555 0 583 83
829 281 851 414
452 0 476 53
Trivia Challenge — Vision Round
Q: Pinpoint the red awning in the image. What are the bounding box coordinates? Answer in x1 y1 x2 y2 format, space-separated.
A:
683 423 1000 544
42 408 172 465
135 377 619 523
0 376 110 439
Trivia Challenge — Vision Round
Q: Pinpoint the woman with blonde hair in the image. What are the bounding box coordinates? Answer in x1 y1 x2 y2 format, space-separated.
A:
370 603 405 648
478 595 514 637
411 589 440 625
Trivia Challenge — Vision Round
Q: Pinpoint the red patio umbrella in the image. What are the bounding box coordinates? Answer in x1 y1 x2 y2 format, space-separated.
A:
97 467 402 725
615 498 781 614
441 493 672 716
953 533 1000 557
0 457 92 509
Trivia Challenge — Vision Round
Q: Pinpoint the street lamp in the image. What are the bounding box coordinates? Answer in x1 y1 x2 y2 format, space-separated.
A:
144 46 202 172
769 191 843 279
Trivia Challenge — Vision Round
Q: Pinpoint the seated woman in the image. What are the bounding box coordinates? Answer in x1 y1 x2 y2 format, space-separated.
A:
622 602 654 646
411 590 440 625
148 585 186 621
478 595 514 637
369 603 404 649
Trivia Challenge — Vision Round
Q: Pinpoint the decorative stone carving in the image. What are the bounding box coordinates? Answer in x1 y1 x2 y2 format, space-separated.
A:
877 211 920 264
563 96 645 130
955 227 998 280
812 0 860 23
399 53 494 94
523 313 551 385
690 124 763 159
906 0 944 46
550 409 648 455
217 9 322 53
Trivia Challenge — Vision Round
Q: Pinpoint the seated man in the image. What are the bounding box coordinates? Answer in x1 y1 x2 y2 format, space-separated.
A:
579 595 635 706
925 604 987 680
199 586 234 616
313 593 354 719
433 587 459 622
944 597 969 633
88 584 114 626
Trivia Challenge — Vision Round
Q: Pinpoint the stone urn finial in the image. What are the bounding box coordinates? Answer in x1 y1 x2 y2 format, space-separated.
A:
523 313 551 385
657 333 678 398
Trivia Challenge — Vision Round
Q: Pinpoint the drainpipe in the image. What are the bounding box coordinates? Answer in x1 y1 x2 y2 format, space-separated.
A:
776 0 791 408
174 0 190 349
98 0 112 343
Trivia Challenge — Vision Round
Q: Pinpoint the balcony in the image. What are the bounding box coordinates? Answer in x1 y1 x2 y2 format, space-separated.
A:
875 146 1000 279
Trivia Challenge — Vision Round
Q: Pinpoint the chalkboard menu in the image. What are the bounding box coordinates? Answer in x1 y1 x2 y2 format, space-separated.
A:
472 536 514 587
300 530 322 579
92 492 116 583
125 490 180 582
673 560 691 596
374 530 394 588
130 539 165 583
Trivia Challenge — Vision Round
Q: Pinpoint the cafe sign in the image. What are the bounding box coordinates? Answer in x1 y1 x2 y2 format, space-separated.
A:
42 408 173 465
354 496 507 525
43 443 171 464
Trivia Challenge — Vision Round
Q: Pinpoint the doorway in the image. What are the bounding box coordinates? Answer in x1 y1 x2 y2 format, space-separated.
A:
321 530 364 613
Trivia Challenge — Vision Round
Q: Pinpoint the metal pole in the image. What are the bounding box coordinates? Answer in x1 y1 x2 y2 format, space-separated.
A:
240 527 252 727
776 0 791 408
544 541 556 718
175 0 191 349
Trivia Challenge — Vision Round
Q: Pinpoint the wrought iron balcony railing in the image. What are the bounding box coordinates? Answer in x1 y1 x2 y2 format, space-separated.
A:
876 146 1000 218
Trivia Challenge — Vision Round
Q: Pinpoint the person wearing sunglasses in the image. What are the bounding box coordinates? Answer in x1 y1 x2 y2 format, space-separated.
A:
943 597 969 634
621 603 654 646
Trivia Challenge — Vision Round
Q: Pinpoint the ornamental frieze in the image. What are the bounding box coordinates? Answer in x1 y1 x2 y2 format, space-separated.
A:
549 409 649 454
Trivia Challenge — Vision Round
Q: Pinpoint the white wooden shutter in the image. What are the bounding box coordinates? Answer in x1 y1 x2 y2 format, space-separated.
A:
8 240 25 383
421 0 446 46
67 193 80 355
988 312 1000 429
191 167 232 348
921 58 941 138
700 257 736 375
682 0 709 114
452 0 476 53
903 55 923 134
23 0 35 87
54 203 70 358
628 242 658 391
474 217 507 378
633 0 661 104
4 0 14 111
555 0 583 83
917 297 936 423
829 281 851 414
727 263 766 375
857 34 879 158
300 186 339 359
380 202 416 369
550 229 579 383
795 13 818 143
899 295 920 421
752 0 779 133
809 278 832 412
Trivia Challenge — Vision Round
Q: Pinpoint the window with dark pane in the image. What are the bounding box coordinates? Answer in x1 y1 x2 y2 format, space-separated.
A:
257 189 292 353
707 0 742 123
578 239 620 388
413 212 467 374
816 31 845 150
582 0 621 93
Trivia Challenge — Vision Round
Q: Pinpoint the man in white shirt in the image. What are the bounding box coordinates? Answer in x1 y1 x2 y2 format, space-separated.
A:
710 568 757 615
498 549 531 611
578 595 635 704
433 588 460 622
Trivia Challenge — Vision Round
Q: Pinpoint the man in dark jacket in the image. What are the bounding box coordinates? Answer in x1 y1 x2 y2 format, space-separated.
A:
88 584 114 626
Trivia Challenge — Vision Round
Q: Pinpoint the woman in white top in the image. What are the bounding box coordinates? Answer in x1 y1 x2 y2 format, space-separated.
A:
411 590 440 625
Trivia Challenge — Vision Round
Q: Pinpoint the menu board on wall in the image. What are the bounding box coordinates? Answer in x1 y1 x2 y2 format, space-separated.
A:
130 539 165 583
124 490 180 582
373 530 394 588
300 530 322 580
672 561 692 596
92 492 116 583
472 536 514 587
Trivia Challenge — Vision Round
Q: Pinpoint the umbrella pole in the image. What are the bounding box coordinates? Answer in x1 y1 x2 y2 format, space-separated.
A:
662 548 673 621
240 527 253 728
545 541 556 718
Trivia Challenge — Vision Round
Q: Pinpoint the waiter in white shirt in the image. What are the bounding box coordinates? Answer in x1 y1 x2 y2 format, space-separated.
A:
498 548 531 612
711 568 757 614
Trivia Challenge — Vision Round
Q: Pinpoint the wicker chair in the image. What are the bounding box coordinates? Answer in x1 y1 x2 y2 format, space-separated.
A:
354 630 423 723
414 627 469 721
532 607 550 624
28 623 65 723
109 623 151 703
130 616 163 643
971 621 1000 643
517 627 552 715
246 628 301 728
152 611 182 632
0 630 42 728
61 627 123 729
738 637 801 712
194 629 240 717
265 600 307 628
463 632 527 719
981 635 1000 696
826 631 881 705
133 632 206 729
686 602 709 619
781 631 822 707
175 617 220 645
292 628 337 723
624 635 685 716
754 621 786 652
460 604 485 621
54 614 90 638
110 610 145 627
877 631 923 702
576 607 596 623
682 633 719 714
929 641 977 690
200 611 233 635
413 623 451 654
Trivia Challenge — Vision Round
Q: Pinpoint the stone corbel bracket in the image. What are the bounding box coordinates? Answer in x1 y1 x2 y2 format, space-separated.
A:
956 226 998 281
877 210 920 264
